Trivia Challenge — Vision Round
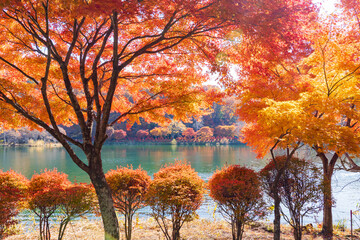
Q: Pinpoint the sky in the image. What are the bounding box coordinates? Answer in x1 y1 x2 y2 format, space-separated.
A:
205 0 342 86
315 0 339 14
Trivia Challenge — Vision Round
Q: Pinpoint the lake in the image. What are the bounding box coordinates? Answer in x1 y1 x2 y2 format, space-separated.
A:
0 144 359 227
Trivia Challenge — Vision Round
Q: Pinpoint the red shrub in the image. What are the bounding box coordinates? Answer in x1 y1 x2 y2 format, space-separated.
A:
208 165 266 240
28 169 96 240
0 170 28 238
58 183 96 240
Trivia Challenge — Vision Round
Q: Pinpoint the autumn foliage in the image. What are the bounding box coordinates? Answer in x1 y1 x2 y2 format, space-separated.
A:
196 126 214 141
113 130 127 141
106 166 151 240
182 128 196 139
0 170 28 238
208 165 266 240
27 169 71 240
27 169 95 240
214 125 236 138
146 161 204 240
57 183 96 240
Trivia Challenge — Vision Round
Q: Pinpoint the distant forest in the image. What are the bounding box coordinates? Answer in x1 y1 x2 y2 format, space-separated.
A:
0 97 243 145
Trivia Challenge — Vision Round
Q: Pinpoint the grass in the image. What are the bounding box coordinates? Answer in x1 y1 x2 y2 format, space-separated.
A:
5 217 360 240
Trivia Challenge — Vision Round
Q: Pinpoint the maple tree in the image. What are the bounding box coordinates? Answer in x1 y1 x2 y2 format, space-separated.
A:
146 161 204 240
106 166 151 240
230 18 360 239
0 0 319 239
208 165 266 240
0 170 28 239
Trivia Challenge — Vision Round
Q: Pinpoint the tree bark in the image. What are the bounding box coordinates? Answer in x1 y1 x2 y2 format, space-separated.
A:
317 151 336 240
125 212 133 240
172 218 181 240
273 192 281 240
231 217 244 240
322 171 333 240
293 219 302 240
89 156 119 240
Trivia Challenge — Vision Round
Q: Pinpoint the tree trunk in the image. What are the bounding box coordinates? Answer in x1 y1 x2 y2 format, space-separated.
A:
172 218 181 240
231 218 244 240
89 162 119 240
322 171 333 240
273 192 281 240
293 219 302 240
125 212 133 240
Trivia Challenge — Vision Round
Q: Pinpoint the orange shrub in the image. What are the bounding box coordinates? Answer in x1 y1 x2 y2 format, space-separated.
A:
28 169 71 240
28 169 95 240
106 166 151 240
146 161 204 240
208 165 266 240
0 170 28 238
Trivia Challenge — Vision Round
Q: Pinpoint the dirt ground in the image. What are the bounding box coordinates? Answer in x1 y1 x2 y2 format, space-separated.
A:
5 218 360 240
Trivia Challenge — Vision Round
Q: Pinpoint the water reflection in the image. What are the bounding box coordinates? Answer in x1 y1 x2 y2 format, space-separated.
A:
0 144 267 182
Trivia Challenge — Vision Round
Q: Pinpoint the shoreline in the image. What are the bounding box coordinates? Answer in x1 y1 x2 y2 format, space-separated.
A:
5 217 359 240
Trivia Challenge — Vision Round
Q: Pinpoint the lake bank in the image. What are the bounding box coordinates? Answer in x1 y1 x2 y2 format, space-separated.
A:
5 217 357 240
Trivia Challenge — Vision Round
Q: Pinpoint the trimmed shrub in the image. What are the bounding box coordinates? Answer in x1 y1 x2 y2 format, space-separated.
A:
208 165 266 240
28 169 95 240
58 183 96 240
0 170 28 238
27 169 71 240
146 161 204 240
260 156 323 240
106 166 151 240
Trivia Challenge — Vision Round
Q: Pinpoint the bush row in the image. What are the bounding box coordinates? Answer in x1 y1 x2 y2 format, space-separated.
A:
0 157 322 240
